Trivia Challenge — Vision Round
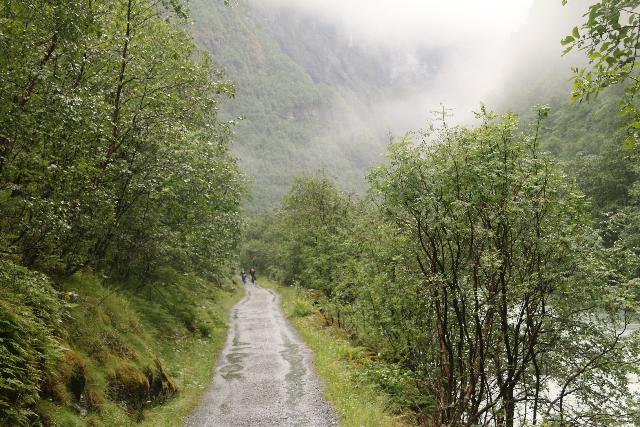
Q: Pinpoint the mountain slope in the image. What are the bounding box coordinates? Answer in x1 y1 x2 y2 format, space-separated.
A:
189 0 632 217
189 0 386 209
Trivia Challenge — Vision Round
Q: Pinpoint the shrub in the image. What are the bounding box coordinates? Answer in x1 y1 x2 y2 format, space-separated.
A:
291 299 314 317
356 361 434 413
0 260 65 425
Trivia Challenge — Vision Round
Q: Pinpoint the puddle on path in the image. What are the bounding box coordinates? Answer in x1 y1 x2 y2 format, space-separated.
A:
279 334 305 407
267 289 277 303
219 332 252 381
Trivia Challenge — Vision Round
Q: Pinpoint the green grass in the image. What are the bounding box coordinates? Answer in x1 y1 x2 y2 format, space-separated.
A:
261 280 412 427
8 264 414 426
138 277 243 426
35 269 243 426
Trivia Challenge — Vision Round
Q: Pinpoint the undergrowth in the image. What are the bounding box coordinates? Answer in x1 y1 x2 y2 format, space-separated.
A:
0 260 65 425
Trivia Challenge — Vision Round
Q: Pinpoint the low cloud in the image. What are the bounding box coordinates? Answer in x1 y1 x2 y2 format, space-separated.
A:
259 0 534 48
249 0 590 135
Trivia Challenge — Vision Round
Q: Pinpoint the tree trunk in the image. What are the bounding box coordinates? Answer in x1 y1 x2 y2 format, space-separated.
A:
104 0 133 166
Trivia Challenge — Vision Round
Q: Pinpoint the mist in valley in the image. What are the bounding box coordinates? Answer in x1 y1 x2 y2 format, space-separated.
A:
3 1 640 425
187 0 592 207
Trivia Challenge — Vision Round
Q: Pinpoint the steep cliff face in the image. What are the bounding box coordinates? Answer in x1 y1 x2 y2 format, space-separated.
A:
248 3 441 102
188 0 447 209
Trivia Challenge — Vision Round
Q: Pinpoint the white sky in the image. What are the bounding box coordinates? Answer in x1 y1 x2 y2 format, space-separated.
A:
262 0 536 47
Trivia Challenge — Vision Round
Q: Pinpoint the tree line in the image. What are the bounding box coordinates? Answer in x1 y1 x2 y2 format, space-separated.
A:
244 105 640 425
0 1 244 423
246 3 640 423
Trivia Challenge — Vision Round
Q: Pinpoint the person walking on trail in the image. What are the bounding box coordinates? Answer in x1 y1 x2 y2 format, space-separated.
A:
250 267 256 285
240 269 247 286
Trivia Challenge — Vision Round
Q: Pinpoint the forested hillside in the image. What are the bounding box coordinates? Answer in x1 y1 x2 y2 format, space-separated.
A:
188 0 447 209
187 0 374 209
187 0 623 214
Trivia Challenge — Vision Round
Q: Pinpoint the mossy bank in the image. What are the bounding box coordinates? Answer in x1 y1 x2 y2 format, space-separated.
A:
1 259 242 426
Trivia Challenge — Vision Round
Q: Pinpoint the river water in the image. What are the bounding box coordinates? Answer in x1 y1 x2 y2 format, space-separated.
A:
513 316 640 426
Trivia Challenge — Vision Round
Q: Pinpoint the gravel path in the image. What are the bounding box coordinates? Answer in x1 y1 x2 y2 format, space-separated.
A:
185 284 339 427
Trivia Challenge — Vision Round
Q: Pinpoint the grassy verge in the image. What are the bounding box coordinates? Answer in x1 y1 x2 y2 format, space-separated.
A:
261 279 414 427
1 261 243 426
136 272 243 426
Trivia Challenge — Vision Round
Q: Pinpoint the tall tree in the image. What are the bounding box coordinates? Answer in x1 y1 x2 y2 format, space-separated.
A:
369 107 640 425
0 0 243 278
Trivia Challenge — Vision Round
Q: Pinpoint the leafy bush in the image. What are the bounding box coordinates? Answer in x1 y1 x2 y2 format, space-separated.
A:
0 260 65 425
291 299 314 317
356 361 433 413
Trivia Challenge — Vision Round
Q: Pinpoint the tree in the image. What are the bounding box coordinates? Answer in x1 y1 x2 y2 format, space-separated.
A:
369 107 640 425
0 0 243 279
562 0 640 144
277 175 353 293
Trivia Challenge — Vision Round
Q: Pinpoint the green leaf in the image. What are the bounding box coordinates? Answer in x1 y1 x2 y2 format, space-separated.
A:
623 136 636 150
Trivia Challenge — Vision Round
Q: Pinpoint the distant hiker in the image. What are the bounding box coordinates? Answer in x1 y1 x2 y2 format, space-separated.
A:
250 267 256 284
240 269 247 286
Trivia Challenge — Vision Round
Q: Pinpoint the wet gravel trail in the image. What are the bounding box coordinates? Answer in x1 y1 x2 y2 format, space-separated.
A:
185 284 338 427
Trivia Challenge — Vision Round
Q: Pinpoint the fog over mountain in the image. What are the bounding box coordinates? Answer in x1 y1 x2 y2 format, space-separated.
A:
189 0 591 208
255 0 588 125
258 0 532 47
255 0 531 124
